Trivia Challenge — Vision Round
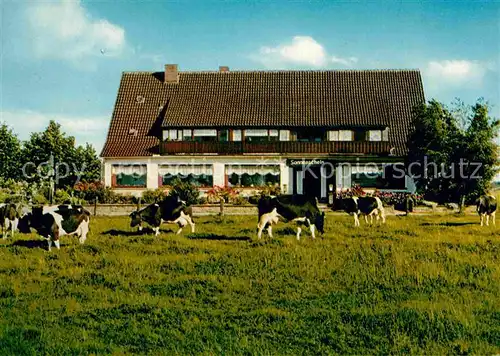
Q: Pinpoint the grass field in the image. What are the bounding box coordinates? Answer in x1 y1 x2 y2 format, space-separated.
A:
0 213 499 355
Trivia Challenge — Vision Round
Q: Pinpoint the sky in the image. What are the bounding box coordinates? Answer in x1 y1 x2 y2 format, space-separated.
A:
1 0 499 156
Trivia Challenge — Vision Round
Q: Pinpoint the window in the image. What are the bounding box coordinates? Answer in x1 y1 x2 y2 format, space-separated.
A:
226 165 280 187
328 130 339 141
339 130 353 141
159 164 213 187
269 129 279 142
279 130 290 141
351 165 382 188
193 129 217 142
233 130 242 141
112 165 147 187
354 129 367 142
245 129 269 143
368 130 382 141
219 129 229 142
163 129 183 141
183 129 192 141
296 128 326 142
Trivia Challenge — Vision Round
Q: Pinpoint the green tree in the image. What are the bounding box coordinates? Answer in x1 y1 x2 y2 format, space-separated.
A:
407 99 499 205
0 123 22 181
22 121 102 189
458 102 499 205
74 143 102 183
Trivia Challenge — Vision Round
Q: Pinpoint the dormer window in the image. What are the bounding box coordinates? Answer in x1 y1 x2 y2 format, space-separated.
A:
368 130 382 141
339 130 353 141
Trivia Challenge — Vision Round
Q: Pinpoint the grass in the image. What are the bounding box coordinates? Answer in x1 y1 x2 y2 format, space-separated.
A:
0 213 499 355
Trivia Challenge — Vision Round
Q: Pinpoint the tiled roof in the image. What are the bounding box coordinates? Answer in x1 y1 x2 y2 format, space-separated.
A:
101 69 424 157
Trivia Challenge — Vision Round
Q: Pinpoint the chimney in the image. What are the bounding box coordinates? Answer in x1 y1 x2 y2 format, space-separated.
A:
219 66 230 73
164 64 179 83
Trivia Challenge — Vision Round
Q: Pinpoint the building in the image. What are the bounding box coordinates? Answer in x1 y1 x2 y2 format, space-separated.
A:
101 65 425 200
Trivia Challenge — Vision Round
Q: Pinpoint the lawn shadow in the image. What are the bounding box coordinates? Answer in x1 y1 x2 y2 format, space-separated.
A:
420 222 476 227
11 240 48 250
187 233 251 241
103 228 174 237
275 227 298 236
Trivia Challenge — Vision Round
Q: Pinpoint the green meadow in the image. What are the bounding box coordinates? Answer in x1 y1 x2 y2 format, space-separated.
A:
0 213 499 355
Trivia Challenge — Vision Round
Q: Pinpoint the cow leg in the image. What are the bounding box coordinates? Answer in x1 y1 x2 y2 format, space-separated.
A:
296 226 302 241
154 226 160 236
380 209 386 224
11 218 18 238
257 214 272 239
492 211 496 226
353 213 360 227
364 215 369 225
480 214 484 226
310 224 316 239
267 225 273 238
47 237 52 252
185 214 195 233
485 215 490 226
175 218 187 235
79 220 89 244
54 239 60 250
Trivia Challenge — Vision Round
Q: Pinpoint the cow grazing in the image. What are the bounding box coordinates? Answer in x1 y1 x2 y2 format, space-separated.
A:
257 195 325 240
477 195 497 226
0 203 19 239
129 196 195 236
19 205 90 251
331 196 386 227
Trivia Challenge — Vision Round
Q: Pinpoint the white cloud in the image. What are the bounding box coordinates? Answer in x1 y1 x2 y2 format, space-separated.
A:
1 110 108 151
255 36 357 68
259 36 327 67
424 60 491 87
26 0 126 65
331 56 358 67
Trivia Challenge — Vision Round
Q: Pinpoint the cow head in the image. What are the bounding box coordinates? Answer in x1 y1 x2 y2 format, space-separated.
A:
129 211 142 227
315 212 325 234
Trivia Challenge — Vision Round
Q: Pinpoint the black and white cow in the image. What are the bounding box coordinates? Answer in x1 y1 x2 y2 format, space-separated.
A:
129 196 195 236
476 195 497 226
331 196 386 227
257 195 325 240
0 203 19 239
19 205 91 251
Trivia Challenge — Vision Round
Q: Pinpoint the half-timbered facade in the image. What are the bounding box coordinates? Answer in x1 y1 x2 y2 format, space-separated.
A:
101 65 425 199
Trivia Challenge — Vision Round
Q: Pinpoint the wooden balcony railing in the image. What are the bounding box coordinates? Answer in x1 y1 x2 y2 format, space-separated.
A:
159 141 393 155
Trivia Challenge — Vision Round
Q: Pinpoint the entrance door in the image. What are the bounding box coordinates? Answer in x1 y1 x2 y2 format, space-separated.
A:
303 166 321 198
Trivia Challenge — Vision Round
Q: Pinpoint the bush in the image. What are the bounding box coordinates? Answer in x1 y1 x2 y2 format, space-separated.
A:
32 193 48 205
206 186 239 204
54 189 72 204
73 181 135 204
231 195 250 206
258 184 281 197
142 188 167 204
167 178 200 205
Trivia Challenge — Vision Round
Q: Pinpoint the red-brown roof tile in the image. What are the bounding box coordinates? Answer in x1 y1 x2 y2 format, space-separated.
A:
101 69 424 157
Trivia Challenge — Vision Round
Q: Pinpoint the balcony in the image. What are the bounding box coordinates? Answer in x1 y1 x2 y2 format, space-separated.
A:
159 141 393 155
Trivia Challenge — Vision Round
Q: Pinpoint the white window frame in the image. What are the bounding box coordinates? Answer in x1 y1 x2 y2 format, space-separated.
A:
193 129 217 137
233 129 242 141
339 130 353 141
368 130 382 142
279 130 290 141
328 130 339 141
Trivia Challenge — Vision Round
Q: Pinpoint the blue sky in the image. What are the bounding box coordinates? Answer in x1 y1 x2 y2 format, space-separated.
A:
1 0 499 154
